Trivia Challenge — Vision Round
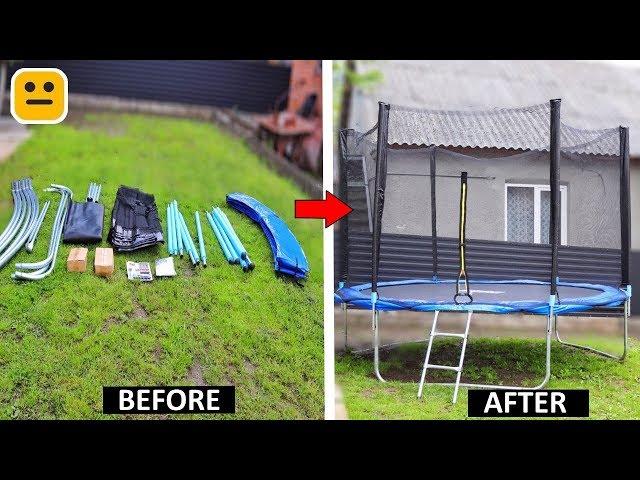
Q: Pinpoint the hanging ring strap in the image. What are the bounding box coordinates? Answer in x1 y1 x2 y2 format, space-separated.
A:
454 171 473 305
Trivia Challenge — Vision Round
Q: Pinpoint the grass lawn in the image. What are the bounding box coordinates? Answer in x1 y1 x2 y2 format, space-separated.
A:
0 113 323 419
337 336 640 419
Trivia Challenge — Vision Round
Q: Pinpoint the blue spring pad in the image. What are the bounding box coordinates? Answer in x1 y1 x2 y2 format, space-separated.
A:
335 278 628 314
226 193 309 279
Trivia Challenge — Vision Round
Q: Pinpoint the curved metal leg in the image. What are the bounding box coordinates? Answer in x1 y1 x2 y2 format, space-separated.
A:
554 300 628 361
343 303 348 352
373 310 386 382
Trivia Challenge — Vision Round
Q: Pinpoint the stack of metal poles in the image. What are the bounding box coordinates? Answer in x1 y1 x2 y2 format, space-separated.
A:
166 200 202 267
205 207 254 272
12 184 72 281
87 182 102 202
0 178 49 272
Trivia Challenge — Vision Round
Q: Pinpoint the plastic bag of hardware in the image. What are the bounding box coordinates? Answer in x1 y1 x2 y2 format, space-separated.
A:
108 186 164 252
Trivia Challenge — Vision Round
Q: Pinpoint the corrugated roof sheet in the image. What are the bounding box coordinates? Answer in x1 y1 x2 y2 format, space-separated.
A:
349 60 637 155
387 103 619 155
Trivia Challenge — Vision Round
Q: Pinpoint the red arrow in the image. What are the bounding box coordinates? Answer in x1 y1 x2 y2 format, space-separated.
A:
295 191 353 227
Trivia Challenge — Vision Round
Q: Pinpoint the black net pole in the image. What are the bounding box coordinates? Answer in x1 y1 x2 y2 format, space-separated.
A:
372 102 390 294
620 126 631 286
338 129 351 285
430 147 438 279
549 99 561 296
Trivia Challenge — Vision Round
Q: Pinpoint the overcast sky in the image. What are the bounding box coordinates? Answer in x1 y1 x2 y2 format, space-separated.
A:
581 60 640 69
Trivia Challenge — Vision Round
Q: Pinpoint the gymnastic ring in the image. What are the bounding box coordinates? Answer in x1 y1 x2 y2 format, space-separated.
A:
454 292 473 305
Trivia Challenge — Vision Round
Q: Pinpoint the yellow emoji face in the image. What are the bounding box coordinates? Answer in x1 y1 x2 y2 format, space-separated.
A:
11 68 68 124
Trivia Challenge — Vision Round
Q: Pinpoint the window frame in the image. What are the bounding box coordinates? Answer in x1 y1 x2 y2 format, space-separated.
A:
504 183 568 245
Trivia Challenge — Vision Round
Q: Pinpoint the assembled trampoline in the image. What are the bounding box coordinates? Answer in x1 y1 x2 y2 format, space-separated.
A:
336 99 632 403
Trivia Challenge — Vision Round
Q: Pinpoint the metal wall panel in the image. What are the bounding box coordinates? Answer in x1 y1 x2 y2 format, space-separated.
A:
8 60 291 113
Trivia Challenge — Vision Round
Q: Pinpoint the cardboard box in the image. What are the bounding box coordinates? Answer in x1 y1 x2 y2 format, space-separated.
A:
67 247 88 272
94 247 114 277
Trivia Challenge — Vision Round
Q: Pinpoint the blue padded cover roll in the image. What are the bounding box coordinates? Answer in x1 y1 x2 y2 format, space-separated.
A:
226 193 309 280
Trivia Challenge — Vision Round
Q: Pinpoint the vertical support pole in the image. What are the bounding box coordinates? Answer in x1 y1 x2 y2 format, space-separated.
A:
338 129 352 287
430 147 438 279
371 103 390 383
372 102 390 295
620 126 631 287
549 99 561 296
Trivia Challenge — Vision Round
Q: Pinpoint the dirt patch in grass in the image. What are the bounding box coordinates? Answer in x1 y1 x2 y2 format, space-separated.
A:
130 300 148 319
102 317 120 332
243 358 256 374
182 265 195 277
64 111 127 137
153 344 163 362
187 361 206 386
365 341 543 387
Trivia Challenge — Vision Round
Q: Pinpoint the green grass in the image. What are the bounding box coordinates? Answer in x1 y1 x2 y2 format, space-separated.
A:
337 336 640 419
0 113 323 419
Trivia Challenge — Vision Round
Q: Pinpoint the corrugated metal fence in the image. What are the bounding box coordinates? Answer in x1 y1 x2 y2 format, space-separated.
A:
338 231 622 287
8 60 290 113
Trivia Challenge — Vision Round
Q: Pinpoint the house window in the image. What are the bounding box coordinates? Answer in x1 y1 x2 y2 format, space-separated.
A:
505 184 567 245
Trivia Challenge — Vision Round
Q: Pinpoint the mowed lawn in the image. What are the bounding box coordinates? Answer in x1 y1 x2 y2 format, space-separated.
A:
337 336 640 420
0 113 323 419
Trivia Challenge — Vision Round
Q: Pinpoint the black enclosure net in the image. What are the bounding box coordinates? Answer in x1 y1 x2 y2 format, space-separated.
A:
337 100 629 295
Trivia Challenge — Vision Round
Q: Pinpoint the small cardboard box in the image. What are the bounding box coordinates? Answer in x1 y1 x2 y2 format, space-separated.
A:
67 247 88 272
94 247 114 277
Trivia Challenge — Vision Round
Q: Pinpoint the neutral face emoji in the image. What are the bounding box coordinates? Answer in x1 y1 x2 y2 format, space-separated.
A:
11 68 68 124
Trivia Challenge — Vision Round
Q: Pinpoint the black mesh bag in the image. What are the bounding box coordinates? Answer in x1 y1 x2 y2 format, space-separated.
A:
107 186 164 252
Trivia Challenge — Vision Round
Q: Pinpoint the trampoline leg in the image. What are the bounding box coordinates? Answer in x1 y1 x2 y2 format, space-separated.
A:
541 312 552 389
343 303 349 352
373 310 386 383
554 300 628 361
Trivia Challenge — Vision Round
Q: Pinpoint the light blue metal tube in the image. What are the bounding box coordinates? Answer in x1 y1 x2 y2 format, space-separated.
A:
177 211 197 265
170 202 178 255
215 207 249 260
206 211 233 262
211 211 238 263
166 204 174 255
177 208 199 263
179 209 200 263
173 201 183 257
168 203 175 254
213 208 246 260
170 202 177 255
195 211 207 267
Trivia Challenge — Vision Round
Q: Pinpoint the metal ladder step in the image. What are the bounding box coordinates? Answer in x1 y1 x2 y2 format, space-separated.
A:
424 364 460 372
432 332 466 339
417 310 473 404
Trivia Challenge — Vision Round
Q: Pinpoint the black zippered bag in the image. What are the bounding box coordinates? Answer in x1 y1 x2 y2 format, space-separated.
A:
63 200 105 244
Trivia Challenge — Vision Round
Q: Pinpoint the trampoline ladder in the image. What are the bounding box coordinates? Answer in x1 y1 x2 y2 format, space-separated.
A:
418 310 472 404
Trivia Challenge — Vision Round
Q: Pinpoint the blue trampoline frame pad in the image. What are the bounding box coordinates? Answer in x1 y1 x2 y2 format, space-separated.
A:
335 278 629 315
